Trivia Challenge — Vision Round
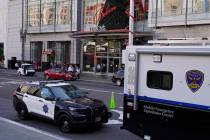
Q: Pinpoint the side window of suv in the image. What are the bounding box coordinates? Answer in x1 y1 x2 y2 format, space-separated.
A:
20 85 30 93
27 86 40 96
41 88 54 99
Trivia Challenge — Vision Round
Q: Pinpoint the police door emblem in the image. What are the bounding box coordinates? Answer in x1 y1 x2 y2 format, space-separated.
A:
186 70 204 93
43 104 49 113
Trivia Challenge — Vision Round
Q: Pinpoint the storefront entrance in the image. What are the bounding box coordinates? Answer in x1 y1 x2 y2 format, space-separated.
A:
30 42 43 70
30 41 71 71
83 40 125 75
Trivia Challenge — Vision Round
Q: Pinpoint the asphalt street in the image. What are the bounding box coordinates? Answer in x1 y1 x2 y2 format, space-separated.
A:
0 70 140 140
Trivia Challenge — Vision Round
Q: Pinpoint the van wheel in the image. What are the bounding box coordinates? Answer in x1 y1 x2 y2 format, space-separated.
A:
17 104 29 120
116 79 122 86
18 72 22 76
58 114 72 133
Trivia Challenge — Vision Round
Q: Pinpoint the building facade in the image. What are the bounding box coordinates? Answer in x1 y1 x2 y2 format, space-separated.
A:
149 0 210 39
25 0 81 70
6 0 81 70
0 0 8 67
72 0 152 75
5 0 153 75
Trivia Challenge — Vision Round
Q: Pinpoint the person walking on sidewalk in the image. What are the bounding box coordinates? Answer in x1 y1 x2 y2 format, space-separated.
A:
75 65 81 79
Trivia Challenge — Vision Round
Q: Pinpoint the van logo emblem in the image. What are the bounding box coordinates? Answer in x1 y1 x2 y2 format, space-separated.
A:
186 70 204 93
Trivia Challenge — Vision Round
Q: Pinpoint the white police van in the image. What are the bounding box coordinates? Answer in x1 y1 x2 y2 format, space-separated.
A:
122 44 210 140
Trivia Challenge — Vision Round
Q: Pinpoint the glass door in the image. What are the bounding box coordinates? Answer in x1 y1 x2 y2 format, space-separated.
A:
96 57 107 73
108 57 120 73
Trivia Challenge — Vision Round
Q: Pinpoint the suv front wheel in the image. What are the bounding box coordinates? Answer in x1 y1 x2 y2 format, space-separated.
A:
17 104 29 120
58 114 72 133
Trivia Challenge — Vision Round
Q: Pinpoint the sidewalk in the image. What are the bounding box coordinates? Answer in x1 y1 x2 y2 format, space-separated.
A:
0 69 113 83
0 117 66 140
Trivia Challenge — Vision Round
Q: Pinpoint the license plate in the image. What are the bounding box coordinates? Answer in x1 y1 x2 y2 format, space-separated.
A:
95 116 101 122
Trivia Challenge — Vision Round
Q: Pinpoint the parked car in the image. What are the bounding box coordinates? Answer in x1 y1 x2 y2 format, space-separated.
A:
112 69 124 86
12 81 112 133
17 63 35 76
44 68 76 81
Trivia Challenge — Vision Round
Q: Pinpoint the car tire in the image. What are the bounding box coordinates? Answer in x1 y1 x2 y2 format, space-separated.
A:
45 75 50 80
58 114 72 133
17 104 29 120
62 77 66 81
116 79 122 86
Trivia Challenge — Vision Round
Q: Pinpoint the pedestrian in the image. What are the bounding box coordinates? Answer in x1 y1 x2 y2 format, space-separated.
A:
68 64 74 72
15 62 19 70
75 65 81 79
97 64 101 72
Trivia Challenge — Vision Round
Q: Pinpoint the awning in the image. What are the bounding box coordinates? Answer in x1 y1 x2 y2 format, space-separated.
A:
70 30 153 40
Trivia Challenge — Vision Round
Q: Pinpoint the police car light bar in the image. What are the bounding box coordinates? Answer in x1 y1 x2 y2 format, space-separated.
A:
39 80 65 86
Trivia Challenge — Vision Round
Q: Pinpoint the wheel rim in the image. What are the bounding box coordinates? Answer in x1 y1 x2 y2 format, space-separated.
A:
20 109 25 116
61 118 70 132
116 80 121 86
18 108 25 119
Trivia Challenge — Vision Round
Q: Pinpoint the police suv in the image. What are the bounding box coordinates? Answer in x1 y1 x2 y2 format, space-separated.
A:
13 81 111 133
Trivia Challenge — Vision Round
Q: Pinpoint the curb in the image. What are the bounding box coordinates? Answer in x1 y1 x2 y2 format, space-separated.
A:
0 70 113 83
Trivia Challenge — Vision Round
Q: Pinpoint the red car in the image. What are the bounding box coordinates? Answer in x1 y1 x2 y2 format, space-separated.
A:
44 68 76 81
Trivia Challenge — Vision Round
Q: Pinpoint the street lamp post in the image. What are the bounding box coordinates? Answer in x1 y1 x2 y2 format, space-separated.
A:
129 0 134 46
21 0 25 62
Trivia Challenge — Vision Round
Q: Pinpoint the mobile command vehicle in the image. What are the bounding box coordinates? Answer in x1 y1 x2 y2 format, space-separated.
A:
122 45 210 140
12 81 111 133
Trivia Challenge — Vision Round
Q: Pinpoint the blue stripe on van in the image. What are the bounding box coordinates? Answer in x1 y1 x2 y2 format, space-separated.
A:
124 94 210 111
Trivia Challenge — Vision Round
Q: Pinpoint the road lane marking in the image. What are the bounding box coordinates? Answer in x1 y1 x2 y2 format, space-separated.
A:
106 110 123 125
0 77 23 81
79 79 111 84
79 87 123 95
0 117 69 140
106 120 122 125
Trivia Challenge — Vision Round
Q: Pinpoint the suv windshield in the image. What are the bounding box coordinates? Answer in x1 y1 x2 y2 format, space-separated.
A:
50 85 86 100
24 65 33 69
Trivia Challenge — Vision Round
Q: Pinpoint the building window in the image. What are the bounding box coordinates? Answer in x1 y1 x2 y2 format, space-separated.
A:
83 42 95 72
135 0 149 21
41 0 55 25
147 70 173 90
48 41 71 66
28 0 40 27
56 0 71 25
30 42 42 70
83 0 105 25
154 0 210 17
162 0 184 16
